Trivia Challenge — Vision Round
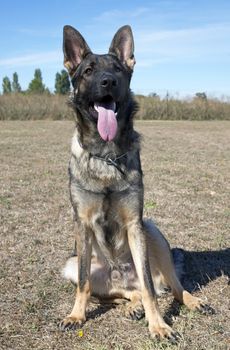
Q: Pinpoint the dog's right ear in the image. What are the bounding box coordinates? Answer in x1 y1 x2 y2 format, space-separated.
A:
63 25 92 77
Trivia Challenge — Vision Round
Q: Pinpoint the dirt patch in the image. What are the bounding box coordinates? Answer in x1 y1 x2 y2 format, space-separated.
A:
0 120 229 349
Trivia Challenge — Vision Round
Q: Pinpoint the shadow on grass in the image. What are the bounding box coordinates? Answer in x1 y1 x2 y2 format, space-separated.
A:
182 248 230 291
87 304 116 321
171 247 230 292
164 248 230 324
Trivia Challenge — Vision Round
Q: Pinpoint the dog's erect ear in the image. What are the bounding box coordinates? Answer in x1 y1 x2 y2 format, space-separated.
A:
109 25 135 70
63 25 92 77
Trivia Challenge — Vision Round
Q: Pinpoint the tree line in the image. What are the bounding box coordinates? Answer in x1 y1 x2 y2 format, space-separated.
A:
2 69 70 95
2 69 211 101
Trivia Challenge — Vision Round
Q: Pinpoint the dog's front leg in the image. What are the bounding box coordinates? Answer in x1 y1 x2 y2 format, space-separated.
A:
60 222 92 331
127 221 179 342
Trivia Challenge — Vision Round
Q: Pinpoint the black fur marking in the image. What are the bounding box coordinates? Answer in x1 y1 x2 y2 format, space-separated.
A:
78 255 88 291
143 258 156 297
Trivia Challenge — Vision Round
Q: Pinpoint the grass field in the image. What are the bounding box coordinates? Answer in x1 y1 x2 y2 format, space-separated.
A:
0 120 229 350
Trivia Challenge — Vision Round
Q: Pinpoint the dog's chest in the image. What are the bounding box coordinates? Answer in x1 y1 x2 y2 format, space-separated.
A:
74 182 137 262
93 210 128 258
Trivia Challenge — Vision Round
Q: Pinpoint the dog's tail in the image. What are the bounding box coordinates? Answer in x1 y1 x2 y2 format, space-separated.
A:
61 240 78 284
61 256 78 285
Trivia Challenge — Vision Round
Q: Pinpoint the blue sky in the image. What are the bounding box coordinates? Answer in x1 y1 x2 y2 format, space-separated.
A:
0 0 230 98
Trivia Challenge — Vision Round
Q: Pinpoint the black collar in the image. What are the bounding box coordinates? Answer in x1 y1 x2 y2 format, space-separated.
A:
77 139 127 176
90 152 127 176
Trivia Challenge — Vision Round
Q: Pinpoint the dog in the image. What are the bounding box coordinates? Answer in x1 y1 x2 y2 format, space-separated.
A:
59 24 213 341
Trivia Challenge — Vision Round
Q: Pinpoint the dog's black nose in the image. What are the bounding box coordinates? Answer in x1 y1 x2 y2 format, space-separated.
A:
101 74 117 89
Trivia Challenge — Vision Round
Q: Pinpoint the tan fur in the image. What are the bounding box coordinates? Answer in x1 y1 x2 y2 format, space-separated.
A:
62 281 91 327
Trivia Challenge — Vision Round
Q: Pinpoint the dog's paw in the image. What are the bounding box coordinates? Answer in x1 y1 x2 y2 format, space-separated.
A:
125 300 145 320
183 292 215 315
59 316 85 331
196 302 215 315
149 324 181 344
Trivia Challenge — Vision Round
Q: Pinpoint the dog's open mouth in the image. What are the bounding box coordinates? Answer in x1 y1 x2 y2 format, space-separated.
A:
89 96 118 142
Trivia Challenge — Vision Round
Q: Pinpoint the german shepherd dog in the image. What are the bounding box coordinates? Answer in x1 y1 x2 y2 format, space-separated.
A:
60 25 213 341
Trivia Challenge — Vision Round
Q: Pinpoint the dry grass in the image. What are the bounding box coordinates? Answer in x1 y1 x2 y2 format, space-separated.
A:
0 93 230 120
0 94 73 121
0 120 229 350
136 95 230 120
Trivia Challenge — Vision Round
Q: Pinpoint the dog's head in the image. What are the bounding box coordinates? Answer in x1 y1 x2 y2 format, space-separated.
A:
63 25 135 142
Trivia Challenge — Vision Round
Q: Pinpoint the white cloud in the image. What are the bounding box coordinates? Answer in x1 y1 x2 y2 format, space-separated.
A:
135 23 230 64
17 28 60 38
94 7 149 21
0 51 62 68
136 23 230 44
137 57 171 68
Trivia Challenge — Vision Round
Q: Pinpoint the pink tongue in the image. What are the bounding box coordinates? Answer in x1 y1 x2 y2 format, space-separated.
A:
95 103 117 141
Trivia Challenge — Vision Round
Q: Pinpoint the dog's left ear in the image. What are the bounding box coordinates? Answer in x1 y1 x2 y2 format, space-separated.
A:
109 25 135 70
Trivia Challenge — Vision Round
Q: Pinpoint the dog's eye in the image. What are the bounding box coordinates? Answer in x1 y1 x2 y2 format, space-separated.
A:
84 67 93 75
114 64 122 73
